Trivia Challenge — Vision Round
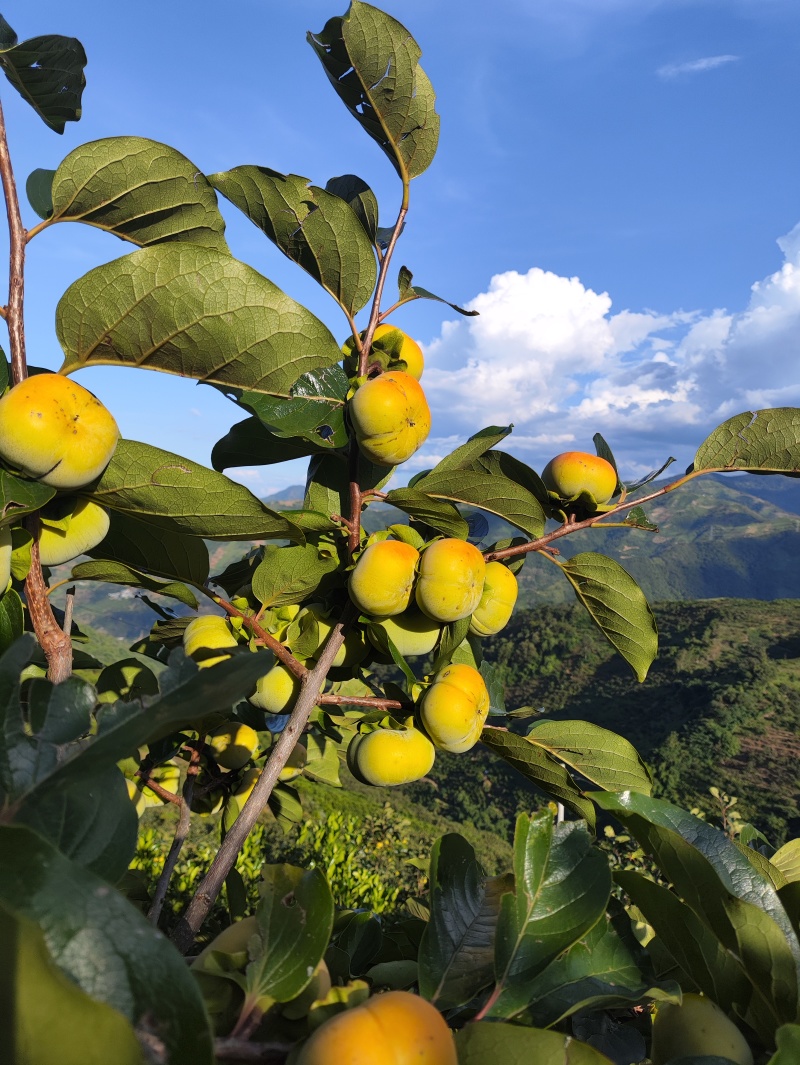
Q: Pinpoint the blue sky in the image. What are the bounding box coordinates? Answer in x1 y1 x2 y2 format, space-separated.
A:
4 0 800 494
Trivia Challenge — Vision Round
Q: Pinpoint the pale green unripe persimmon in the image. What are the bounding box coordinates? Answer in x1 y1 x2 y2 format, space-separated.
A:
296 990 457 1065
420 663 490 754
249 662 301 714
541 451 617 504
415 539 486 623
368 611 441 658
0 526 11 591
651 994 753 1065
347 726 435 787
349 540 420 618
207 721 260 771
469 561 518 637
183 615 239 668
348 371 431 466
0 373 119 489
38 498 110 567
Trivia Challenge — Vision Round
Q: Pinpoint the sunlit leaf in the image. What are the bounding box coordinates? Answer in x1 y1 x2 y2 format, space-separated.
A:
692 408 800 474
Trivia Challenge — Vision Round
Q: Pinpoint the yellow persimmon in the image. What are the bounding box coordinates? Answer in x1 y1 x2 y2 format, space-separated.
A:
349 540 419 618
541 451 617 504
469 561 518 637
348 371 431 467
38 498 110 567
651 995 753 1065
415 539 485 623
183 615 239 668
368 610 442 658
207 721 260 771
347 726 435 787
419 663 490 754
248 662 301 714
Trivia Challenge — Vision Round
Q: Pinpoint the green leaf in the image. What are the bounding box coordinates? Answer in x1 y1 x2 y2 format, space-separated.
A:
227 365 350 450
212 416 325 471
768 1025 800 1064
418 833 513 1008
304 451 392 522
430 426 513 476
0 901 143 1065
431 617 472 674
525 720 652 795
243 864 334 1006
26 167 55 219
615 870 752 1015
523 905 679 1028
412 463 545 539
773 841 800 884
0 587 23 654
209 167 376 315
395 265 478 316
692 408 800 474
0 824 214 1065
480 727 596 826
251 543 341 609
57 243 342 392
0 469 55 529
308 1 440 181
557 553 658 682
303 735 342 787
384 488 469 539
87 439 303 542
620 505 659 532
44 136 227 248
488 811 612 1018
86 509 209 585
70 559 199 608
724 893 799 1032
592 432 623 496
326 173 379 243
455 1023 614 1064
0 23 86 133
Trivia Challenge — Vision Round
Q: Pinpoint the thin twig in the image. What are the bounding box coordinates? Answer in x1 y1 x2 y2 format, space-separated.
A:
319 693 403 711
135 771 182 807
147 746 202 926
0 97 27 382
214 1039 293 1062
61 587 76 636
209 592 308 680
170 604 358 954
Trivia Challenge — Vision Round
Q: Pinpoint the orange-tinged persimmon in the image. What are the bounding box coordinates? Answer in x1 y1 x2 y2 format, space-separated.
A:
541 451 617 504
296 990 457 1065
349 540 420 617
349 371 430 466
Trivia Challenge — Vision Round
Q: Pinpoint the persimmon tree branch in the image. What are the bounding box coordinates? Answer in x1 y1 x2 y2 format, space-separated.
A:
171 604 358 954
147 745 201 926
208 591 308 680
318 693 403 711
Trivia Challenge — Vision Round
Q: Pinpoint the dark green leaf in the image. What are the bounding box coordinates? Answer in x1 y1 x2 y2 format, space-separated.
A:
480 660 506 715
0 825 214 1065
488 812 611 1018
209 167 376 315
412 464 545 539
86 509 209 585
396 265 478 316
308 2 440 181
384 488 469 539
692 408 800 474
480 727 596 826
227 365 349 450
430 427 513 476
87 439 303 542
304 451 391 521
251 543 341 609
0 902 143 1065
70 559 199 608
525 720 652 795
45 137 227 248
0 587 23 654
0 469 55 529
57 243 342 393
558 553 658 682
212 416 325 471
455 1022 615 1064
26 167 55 219
431 617 472 673
418 833 512 1008
0 27 86 133
243 864 334 1005
325 173 379 243
624 455 676 493
592 433 623 496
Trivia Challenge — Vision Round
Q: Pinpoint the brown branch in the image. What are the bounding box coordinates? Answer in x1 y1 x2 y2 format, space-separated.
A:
147 745 202 926
319 693 403 711
211 593 307 680
170 604 358 954
0 98 27 382
483 471 703 563
135 771 182 807
347 440 362 557
23 521 73 684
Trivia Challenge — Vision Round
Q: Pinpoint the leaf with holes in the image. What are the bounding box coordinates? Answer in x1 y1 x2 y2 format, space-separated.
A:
57 243 341 392
558 553 657 682
41 136 227 248
308 1 440 181
210 167 376 315
693 408 800 474
0 17 86 133
0 470 55 529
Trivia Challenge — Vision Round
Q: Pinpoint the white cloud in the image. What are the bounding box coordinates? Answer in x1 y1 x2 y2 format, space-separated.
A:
657 55 740 79
417 222 800 480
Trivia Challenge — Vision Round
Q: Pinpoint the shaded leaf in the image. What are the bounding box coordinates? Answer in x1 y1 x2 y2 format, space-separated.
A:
87 439 303 542
70 559 199 608
558 553 658 682
418 833 512 1008
0 587 23 654
57 243 342 393
488 812 611 1018
325 173 379 243
212 416 325 471
308 1 439 181
0 469 55 529
304 451 392 521
86 508 209 585
0 21 86 133
455 1022 614 1064
210 167 376 315
384 488 469 539
26 167 55 219
525 719 652 795
768 1025 800 1064
0 825 213 1065
692 408 800 474
395 265 478 316
412 464 545 539
624 455 676 493
592 433 623 496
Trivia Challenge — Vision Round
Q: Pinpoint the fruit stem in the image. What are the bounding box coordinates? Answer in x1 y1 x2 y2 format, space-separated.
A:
170 603 358 954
